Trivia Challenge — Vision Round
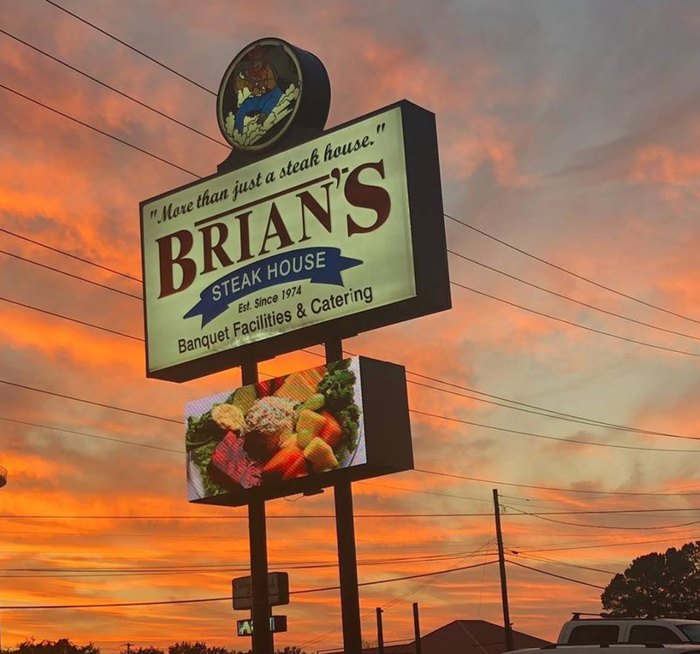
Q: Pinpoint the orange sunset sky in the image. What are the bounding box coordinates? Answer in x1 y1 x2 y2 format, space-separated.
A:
2 1 700 652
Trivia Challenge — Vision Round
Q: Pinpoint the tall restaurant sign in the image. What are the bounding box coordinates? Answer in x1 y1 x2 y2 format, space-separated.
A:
140 48 448 383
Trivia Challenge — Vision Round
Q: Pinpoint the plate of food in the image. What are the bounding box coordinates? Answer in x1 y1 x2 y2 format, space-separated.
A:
185 358 365 501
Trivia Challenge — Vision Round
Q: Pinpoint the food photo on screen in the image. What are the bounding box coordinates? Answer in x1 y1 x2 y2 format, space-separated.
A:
185 358 367 500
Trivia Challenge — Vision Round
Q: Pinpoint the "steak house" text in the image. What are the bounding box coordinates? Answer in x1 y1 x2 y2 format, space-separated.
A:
155 160 391 299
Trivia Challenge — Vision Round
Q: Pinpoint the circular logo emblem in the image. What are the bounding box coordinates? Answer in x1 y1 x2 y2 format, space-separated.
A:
217 38 303 152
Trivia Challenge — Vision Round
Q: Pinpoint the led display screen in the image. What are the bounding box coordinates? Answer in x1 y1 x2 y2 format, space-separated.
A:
185 357 411 505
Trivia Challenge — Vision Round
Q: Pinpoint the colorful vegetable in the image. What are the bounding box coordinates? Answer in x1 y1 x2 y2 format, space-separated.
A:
296 409 326 438
304 437 339 472
319 411 343 449
211 403 245 432
262 444 305 479
186 411 222 452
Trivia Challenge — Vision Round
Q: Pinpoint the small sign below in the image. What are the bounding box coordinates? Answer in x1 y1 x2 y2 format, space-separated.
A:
232 572 289 610
237 615 288 637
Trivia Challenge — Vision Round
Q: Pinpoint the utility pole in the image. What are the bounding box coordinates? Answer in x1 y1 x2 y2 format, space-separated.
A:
413 602 422 654
1 465 7 654
376 607 384 654
493 488 514 651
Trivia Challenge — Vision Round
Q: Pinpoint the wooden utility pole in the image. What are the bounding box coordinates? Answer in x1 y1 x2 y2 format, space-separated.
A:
493 488 514 651
376 607 385 654
0 465 6 654
413 602 422 654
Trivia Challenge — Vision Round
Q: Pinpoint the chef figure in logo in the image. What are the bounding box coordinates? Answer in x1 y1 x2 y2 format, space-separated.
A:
234 44 284 134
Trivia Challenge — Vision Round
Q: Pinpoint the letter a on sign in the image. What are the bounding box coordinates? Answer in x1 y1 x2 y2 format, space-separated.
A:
237 619 254 637
236 616 287 636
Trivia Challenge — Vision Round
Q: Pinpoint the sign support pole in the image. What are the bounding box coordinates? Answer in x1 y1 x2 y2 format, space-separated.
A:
326 339 363 654
243 360 273 654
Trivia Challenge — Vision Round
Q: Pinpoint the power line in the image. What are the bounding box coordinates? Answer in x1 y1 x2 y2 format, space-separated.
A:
0 295 143 341
503 506 700 531
2 550 498 578
409 377 700 442
42 0 217 96
410 409 700 453
0 28 226 147
414 468 700 497
451 280 700 358
0 513 478 520
0 417 180 454
509 507 700 516
513 535 700 555
2 7 697 624
446 213 700 326
448 249 700 343
506 559 605 590
0 379 179 424
2 560 498 609
514 552 615 576
6 507 700 521
360 479 491 503
0 82 200 178
0 227 141 282
3 530 695 557
405 368 700 443
0 248 142 300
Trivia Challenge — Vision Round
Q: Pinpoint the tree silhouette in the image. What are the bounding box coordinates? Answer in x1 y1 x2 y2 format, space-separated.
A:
602 541 700 617
122 647 163 654
13 639 100 654
4 639 306 654
167 643 250 654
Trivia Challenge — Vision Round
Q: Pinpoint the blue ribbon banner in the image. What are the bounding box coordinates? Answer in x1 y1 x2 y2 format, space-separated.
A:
184 247 363 327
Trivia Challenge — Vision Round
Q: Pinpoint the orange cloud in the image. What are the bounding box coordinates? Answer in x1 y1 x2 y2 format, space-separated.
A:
628 145 700 187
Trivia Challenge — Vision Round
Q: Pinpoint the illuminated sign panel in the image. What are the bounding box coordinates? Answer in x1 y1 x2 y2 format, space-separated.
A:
141 101 449 382
237 616 287 636
185 357 411 506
